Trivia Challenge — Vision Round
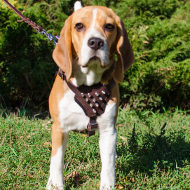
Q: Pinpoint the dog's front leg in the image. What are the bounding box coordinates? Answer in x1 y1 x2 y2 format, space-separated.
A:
99 126 117 190
46 123 69 190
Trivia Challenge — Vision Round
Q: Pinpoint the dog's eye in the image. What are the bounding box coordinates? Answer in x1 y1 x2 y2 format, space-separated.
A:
104 23 115 31
75 23 85 31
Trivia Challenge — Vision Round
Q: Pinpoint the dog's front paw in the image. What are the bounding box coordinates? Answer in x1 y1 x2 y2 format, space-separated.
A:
100 185 114 190
46 178 64 190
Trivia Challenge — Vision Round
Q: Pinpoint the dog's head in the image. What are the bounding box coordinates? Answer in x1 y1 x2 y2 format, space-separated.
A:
53 2 134 84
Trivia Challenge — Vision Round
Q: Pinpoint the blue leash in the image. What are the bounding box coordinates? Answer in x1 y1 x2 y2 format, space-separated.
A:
39 29 60 46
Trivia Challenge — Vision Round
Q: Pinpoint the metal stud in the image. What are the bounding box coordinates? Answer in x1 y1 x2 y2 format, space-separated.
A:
101 90 106 94
93 98 96 103
99 96 103 101
88 93 91 98
95 103 99 107
90 103 93 107
95 92 99 96
93 109 96 113
81 93 84 97
85 98 89 102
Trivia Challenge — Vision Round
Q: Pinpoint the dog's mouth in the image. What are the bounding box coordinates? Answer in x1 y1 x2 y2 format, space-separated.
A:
82 56 106 68
89 56 101 62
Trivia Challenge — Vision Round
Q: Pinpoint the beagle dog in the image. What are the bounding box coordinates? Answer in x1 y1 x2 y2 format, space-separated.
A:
46 1 134 190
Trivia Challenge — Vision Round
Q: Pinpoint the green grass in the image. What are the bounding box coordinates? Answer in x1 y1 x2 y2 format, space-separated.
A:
0 109 190 189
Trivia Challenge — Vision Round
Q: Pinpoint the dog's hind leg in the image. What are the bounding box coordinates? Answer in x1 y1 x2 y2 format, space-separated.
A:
46 123 69 190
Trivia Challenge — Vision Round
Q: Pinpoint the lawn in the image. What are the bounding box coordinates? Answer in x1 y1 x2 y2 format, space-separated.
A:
0 108 190 189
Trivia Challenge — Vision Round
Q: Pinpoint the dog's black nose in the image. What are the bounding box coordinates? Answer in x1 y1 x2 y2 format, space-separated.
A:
88 37 104 50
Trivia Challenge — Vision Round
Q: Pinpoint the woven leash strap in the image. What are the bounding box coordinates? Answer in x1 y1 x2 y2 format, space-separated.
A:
2 0 59 45
58 69 115 136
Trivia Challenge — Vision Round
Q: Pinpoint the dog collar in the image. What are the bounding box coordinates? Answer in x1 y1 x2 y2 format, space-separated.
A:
58 68 115 136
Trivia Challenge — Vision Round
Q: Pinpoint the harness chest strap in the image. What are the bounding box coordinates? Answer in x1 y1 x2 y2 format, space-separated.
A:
58 69 115 136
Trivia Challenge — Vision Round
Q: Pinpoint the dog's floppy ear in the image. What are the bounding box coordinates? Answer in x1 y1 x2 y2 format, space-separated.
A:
114 17 134 82
53 16 73 80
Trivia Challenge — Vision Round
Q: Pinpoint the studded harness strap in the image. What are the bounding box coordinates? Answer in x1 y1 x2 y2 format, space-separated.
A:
58 69 115 136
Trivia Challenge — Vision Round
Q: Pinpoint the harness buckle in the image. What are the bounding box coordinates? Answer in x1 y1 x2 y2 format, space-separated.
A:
87 117 98 131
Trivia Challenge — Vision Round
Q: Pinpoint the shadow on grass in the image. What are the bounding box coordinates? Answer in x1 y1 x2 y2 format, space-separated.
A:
65 172 86 190
117 123 190 176
0 106 49 119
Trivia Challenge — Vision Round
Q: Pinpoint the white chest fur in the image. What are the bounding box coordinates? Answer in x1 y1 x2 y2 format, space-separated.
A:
58 89 117 133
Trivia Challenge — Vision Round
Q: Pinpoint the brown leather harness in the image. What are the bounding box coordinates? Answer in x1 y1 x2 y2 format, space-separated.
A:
58 69 115 136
